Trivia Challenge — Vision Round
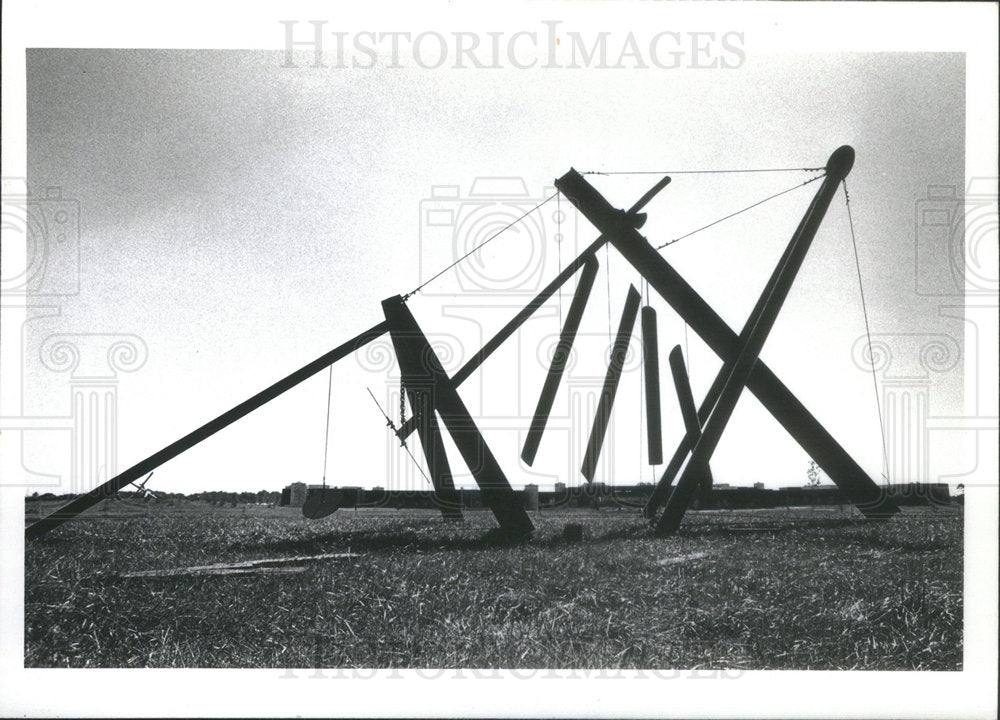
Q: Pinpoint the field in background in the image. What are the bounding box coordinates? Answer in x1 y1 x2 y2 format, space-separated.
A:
24 504 962 669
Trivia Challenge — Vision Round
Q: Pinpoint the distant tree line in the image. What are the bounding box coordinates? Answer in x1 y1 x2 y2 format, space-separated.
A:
174 490 282 506
28 489 282 506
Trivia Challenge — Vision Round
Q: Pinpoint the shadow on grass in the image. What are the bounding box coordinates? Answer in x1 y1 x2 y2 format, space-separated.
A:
680 517 867 535
229 520 661 555
225 514 946 555
228 526 541 555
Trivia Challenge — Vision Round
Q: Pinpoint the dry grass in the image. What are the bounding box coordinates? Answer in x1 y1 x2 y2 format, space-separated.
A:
24 503 962 669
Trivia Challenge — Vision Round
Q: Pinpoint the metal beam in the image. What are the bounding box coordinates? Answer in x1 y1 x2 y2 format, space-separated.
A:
645 170 819 519
657 146 860 533
581 285 642 483
556 149 898 520
382 295 534 536
522 254 599 465
398 379 464 520
26 322 390 541
641 306 664 465
642 367 728 519
397 174 667 442
398 236 609 441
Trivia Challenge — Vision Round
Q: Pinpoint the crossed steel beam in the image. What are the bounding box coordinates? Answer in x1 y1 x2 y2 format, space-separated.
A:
26 146 897 542
553 145 898 532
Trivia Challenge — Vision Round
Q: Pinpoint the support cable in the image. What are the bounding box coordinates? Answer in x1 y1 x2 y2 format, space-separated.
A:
644 279 656 485
321 365 333 489
583 166 824 176
403 192 558 300
843 180 891 487
605 242 613 341
683 320 690 377
556 191 563 327
656 174 825 249
639 278 646 473
366 387 432 485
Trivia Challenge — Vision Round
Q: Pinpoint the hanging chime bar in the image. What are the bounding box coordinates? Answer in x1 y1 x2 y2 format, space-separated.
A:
641 306 664 465
581 285 642 483
521 254 600 465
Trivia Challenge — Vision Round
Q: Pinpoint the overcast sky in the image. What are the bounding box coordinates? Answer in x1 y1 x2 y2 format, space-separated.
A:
20 47 969 495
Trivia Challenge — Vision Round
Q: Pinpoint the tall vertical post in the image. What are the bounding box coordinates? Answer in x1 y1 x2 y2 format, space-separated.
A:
382 295 534 536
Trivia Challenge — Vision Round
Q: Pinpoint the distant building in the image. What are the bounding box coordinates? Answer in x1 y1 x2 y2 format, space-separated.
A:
523 484 539 511
288 482 307 507
753 482 765 489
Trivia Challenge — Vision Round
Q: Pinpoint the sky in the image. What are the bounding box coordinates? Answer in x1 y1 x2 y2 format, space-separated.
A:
12 44 975 496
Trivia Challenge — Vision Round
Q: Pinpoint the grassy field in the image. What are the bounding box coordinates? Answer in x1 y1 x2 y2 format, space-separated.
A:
24 502 962 670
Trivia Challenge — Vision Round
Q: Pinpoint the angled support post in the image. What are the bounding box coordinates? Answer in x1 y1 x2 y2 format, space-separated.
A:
581 285 642 482
522 254 600 465
382 295 534 536
641 306 664 465
645 169 828 519
555 147 898 521
643 368 729 518
399 377 464 521
26 322 389 541
668 346 714 508
657 145 859 533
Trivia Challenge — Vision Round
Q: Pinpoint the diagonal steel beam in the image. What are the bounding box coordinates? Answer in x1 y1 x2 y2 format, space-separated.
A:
657 149 854 533
581 285 642 483
398 175 671 443
642 365 728 519
26 322 390 541
398 379 464 521
398 236 608 440
382 295 534 536
556 148 898 520
644 169 821 519
522 254 600 465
